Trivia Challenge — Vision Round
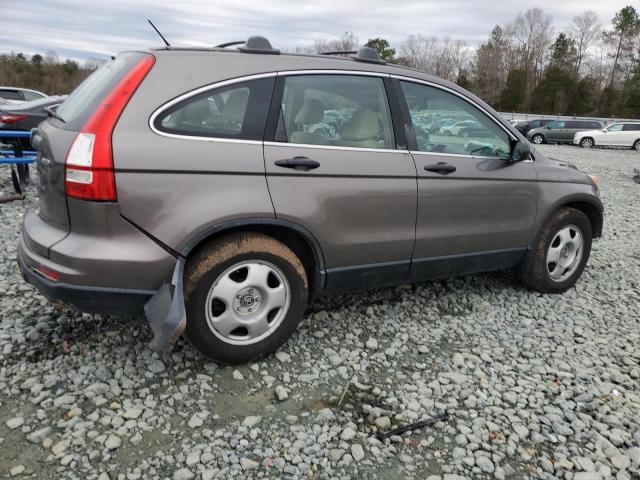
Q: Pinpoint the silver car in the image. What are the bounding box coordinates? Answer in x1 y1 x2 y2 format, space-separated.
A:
18 37 603 363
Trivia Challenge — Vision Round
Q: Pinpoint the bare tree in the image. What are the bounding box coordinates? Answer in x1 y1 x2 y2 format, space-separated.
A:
313 32 358 54
569 11 601 74
399 35 469 82
507 8 553 105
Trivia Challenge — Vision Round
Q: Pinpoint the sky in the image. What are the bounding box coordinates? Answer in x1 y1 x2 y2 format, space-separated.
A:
0 0 633 61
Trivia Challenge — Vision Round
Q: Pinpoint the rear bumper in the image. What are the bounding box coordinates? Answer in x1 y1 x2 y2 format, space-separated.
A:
18 237 154 315
18 203 178 315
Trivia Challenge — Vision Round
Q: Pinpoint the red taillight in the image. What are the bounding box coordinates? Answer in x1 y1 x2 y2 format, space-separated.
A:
65 55 155 201
0 113 30 124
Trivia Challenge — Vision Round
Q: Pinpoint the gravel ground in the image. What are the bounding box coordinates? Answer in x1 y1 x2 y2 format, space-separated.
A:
0 145 639 480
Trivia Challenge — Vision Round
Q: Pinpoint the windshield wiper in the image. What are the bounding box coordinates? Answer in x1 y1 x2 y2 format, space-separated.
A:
44 106 65 123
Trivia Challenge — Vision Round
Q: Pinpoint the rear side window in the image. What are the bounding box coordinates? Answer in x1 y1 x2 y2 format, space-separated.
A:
566 121 581 129
155 78 274 141
276 74 395 150
623 123 640 131
0 89 24 101
588 122 602 129
55 52 151 130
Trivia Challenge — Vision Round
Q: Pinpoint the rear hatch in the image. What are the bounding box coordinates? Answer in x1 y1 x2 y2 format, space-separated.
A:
28 52 153 257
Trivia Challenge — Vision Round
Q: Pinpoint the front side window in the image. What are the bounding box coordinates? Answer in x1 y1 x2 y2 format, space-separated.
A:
276 75 395 150
606 123 623 132
156 77 274 140
400 81 510 158
547 121 565 129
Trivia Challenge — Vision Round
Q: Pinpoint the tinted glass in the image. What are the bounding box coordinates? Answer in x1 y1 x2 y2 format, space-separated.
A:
547 121 565 129
588 122 602 129
277 75 395 149
622 123 640 131
56 52 149 129
400 81 510 158
566 121 581 129
157 78 274 140
0 89 24 101
529 120 540 128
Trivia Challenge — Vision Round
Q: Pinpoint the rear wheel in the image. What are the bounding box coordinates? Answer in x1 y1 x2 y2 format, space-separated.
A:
633 140 640 151
518 208 592 293
531 134 544 144
184 233 308 364
579 137 594 148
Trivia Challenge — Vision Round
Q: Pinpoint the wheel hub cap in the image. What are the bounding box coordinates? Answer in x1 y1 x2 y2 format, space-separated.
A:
234 288 262 314
546 225 584 283
204 261 291 345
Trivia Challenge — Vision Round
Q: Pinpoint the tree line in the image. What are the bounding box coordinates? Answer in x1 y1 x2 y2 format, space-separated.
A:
0 52 103 96
1 5 639 118
297 6 640 118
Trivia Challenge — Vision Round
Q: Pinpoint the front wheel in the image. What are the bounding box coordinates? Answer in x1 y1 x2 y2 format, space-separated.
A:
579 137 594 148
184 233 308 364
518 208 592 293
531 134 544 144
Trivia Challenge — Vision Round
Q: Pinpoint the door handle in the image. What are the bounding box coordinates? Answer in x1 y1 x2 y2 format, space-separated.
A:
424 162 456 174
274 156 320 171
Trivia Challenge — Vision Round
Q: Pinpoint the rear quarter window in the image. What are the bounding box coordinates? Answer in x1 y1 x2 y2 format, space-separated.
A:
154 77 274 141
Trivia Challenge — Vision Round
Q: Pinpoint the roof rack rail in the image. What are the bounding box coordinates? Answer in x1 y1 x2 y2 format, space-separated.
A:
216 36 280 55
320 50 357 56
320 47 386 65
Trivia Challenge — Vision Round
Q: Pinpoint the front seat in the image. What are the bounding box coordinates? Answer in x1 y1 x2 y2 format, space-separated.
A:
340 109 381 149
289 99 329 145
220 90 249 131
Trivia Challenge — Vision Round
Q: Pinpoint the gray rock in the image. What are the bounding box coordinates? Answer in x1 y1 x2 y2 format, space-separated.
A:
240 457 260 470
105 435 121 450
172 468 194 480
351 444 365 462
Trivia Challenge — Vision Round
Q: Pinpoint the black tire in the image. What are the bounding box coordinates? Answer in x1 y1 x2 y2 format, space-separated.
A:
184 232 308 364
442 130 452 136
633 139 640 151
518 208 592 294
531 134 544 144
579 137 594 148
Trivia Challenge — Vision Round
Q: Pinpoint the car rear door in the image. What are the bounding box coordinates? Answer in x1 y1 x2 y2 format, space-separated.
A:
394 77 537 281
263 72 417 291
621 124 639 146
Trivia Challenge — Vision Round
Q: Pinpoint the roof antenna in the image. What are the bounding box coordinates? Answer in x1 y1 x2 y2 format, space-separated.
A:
148 19 171 47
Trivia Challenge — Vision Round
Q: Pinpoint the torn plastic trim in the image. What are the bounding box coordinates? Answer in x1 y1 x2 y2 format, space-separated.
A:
145 255 187 352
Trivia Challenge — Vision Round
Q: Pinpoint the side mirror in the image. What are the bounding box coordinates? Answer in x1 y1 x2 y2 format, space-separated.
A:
511 140 531 162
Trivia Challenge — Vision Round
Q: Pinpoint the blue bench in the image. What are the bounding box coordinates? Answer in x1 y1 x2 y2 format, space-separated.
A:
0 130 37 197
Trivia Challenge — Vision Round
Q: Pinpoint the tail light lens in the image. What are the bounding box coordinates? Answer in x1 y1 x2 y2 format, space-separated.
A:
65 55 155 201
0 113 30 124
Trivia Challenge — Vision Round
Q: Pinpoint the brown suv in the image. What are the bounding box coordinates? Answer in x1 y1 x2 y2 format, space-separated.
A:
18 37 603 363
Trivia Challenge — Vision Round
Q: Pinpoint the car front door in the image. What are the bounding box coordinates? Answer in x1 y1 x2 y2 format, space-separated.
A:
263 73 417 291
395 78 537 281
546 121 565 142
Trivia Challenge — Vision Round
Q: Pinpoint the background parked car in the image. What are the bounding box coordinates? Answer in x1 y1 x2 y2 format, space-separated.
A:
514 118 553 136
0 95 67 148
527 119 604 145
426 118 456 134
0 87 48 105
574 122 640 150
440 119 477 136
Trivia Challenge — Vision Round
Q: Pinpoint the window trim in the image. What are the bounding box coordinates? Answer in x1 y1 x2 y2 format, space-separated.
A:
392 76 517 160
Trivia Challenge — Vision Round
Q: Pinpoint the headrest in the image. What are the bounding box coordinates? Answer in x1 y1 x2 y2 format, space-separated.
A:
294 99 324 125
223 90 249 123
341 109 378 141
